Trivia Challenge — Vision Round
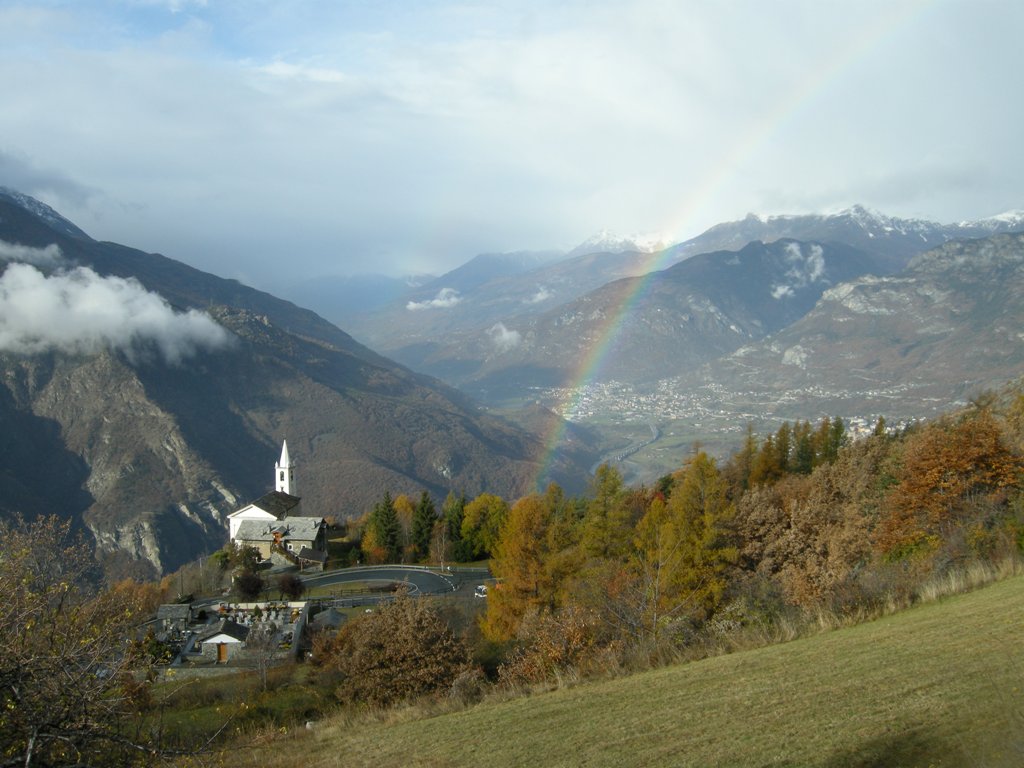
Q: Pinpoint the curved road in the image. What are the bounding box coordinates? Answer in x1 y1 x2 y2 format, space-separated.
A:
301 565 457 597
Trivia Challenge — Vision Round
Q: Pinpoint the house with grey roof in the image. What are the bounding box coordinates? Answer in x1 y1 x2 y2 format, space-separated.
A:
227 440 328 563
235 517 326 560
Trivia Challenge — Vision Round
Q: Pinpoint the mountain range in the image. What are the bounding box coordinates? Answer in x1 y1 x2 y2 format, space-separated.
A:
0 189 595 578
340 206 1024 405
2 185 1023 575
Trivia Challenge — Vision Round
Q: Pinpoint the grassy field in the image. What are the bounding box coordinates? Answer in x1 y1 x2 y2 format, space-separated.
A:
234 574 1024 768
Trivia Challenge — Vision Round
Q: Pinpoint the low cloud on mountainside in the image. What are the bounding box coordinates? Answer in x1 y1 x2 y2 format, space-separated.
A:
0 242 231 364
407 287 462 311
0 240 65 268
772 243 827 299
488 322 521 353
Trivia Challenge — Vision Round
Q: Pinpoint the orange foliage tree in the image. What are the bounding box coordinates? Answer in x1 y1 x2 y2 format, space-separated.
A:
876 411 1021 558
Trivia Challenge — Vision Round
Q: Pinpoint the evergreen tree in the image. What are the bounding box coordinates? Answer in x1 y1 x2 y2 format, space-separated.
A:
442 491 474 562
411 490 437 561
371 491 402 563
792 420 815 474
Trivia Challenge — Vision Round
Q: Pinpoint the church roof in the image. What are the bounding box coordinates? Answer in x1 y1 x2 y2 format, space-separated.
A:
251 490 302 518
279 439 291 467
236 517 324 543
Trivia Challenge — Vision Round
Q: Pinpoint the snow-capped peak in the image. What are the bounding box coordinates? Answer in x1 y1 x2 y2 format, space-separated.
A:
568 229 669 257
964 210 1024 230
0 187 92 240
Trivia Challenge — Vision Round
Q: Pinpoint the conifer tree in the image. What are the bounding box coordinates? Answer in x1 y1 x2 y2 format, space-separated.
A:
664 452 738 617
482 494 554 641
581 464 632 560
370 491 402 563
411 490 437 561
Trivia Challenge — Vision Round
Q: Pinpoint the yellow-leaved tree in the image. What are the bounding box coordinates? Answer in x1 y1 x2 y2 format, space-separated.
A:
482 494 554 642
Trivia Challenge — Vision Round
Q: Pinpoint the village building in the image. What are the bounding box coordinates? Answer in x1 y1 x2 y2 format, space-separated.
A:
196 618 250 664
227 440 327 565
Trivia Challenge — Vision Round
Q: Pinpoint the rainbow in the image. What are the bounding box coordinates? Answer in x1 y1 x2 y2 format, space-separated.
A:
531 0 931 491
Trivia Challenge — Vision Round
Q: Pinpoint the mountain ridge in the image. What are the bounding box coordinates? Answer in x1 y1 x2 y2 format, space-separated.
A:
0 192 594 578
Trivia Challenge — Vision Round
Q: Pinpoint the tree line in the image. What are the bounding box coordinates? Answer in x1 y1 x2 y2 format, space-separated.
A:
5 390 1023 764
351 397 1024 683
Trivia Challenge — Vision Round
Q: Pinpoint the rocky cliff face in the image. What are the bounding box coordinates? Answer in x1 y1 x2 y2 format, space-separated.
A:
0 351 236 576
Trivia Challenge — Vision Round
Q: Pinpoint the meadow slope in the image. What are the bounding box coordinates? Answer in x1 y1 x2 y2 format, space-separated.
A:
242 575 1024 768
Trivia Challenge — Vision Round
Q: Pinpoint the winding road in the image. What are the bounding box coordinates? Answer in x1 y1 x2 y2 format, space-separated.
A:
301 565 458 596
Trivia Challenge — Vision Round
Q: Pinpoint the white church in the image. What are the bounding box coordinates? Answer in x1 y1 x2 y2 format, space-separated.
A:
227 441 327 566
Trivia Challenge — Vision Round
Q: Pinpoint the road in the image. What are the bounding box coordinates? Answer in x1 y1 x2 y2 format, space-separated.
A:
301 565 458 596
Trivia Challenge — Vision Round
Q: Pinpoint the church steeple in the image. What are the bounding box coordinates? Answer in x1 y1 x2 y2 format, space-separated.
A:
275 439 296 496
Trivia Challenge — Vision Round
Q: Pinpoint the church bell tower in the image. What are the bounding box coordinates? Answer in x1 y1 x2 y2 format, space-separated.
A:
275 439 296 496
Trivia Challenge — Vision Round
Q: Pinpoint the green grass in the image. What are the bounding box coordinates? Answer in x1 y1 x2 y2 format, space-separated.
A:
235 575 1024 768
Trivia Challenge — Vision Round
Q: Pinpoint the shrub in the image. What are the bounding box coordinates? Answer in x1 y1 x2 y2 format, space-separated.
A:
319 594 469 707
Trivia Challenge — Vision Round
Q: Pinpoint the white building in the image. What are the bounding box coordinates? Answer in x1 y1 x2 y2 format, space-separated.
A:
227 441 326 561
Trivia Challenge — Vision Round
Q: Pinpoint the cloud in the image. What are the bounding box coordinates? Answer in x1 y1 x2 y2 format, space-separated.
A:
0 150 96 211
487 322 521 353
772 243 827 299
0 239 65 268
2 1 1023 288
526 286 553 304
406 287 462 311
0 263 231 364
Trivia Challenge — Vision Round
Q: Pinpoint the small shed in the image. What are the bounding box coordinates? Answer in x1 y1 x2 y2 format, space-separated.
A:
197 619 250 664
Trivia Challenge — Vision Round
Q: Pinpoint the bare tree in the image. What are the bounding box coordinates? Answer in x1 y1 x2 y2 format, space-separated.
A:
245 622 280 691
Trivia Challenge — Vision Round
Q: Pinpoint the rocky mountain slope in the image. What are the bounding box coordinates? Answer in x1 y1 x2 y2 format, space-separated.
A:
408 239 885 399
0 191 593 577
678 231 1024 424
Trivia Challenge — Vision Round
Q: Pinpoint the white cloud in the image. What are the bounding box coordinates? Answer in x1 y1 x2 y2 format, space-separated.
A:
526 286 553 304
1 1 1022 288
772 242 827 299
0 263 231 364
0 239 65 268
406 287 462 311
487 322 521 353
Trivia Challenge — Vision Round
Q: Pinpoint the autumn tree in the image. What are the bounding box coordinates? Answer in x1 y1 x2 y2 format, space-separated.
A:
0 516 157 767
482 494 554 641
876 411 1021 558
319 592 469 707
607 494 692 644
723 423 759 497
460 493 509 560
581 464 633 560
662 452 738 618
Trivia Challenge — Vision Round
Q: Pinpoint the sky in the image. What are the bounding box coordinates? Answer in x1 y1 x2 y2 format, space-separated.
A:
1 0 1022 292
